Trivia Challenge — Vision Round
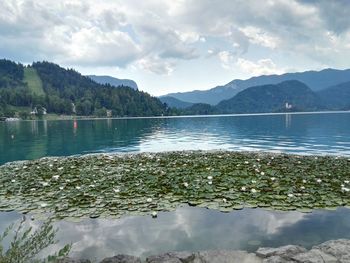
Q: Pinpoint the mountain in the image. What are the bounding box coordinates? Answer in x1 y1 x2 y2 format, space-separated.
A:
165 68 350 105
317 81 350 110
165 85 238 106
0 59 168 118
88 75 138 90
159 96 193 109
216 80 322 114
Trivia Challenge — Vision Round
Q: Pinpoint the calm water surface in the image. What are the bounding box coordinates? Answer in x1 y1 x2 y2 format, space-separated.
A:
1 112 350 165
1 112 350 260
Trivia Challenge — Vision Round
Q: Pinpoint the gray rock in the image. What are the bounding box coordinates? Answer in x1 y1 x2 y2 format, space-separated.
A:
339 254 350 263
292 249 338 263
194 250 262 263
314 239 350 259
146 251 194 263
262 256 295 263
99 254 141 263
256 245 306 259
56 258 91 263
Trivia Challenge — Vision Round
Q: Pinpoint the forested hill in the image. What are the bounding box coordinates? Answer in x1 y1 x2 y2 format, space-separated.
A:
0 59 168 118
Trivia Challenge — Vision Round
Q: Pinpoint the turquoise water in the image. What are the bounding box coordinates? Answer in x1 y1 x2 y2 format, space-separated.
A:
1 112 350 260
1 112 350 165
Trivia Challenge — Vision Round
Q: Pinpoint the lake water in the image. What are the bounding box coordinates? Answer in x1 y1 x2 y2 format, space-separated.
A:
1 112 350 260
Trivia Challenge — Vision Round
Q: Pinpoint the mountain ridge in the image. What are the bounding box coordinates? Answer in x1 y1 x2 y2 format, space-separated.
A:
88 75 138 90
164 68 350 105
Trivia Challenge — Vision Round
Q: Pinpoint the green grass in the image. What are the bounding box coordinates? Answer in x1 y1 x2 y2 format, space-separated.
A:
23 67 45 97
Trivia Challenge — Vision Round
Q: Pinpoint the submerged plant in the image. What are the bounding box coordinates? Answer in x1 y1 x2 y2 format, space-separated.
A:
0 216 71 263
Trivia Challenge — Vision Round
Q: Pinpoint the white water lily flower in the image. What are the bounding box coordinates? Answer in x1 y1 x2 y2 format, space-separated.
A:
113 188 120 193
147 198 153 202
244 161 249 164
260 172 265 176
59 186 64 190
255 169 260 173
222 198 227 203
251 188 257 193
52 175 59 180
207 176 213 180
89 184 96 188
30 188 36 191
316 179 322 183
302 179 307 183
271 157 274 160
75 186 81 190
345 180 350 184
208 181 213 185
270 177 276 181
58 167 63 171
42 182 49 187
251 180 256 184
49 164 53 167
257 159 260 162
241 186 246 191
11 179 16 183
183 182 189 187
300 186 305 190
298 161 301 164
40 203 48 208
342 187 350 192
288 193 294 198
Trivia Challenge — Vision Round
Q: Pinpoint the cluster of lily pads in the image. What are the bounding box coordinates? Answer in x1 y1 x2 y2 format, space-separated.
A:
0 151 350 221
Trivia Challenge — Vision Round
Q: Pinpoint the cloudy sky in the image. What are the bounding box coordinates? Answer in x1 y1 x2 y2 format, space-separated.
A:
1 0 350 95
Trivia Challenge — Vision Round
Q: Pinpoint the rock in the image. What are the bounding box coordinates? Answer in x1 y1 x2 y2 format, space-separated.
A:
56 258 91 263
262 256 295 263
256 245 306 259
194 250 262 263
146 251 195 263
313 239 350 259
99 254 141 263
292 249 338 263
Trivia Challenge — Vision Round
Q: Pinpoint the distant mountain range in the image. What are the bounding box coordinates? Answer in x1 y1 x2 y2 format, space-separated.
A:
159 96 194 109
164 68 350 106
88 75 138 90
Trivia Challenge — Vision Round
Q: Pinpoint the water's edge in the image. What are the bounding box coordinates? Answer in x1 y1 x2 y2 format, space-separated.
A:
60 239 350 263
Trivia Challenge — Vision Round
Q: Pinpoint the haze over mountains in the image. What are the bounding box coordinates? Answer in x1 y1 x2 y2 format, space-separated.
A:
162 68 350 106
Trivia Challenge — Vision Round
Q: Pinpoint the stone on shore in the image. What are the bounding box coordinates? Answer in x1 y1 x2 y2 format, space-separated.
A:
256 245 306 259
100 255 142 263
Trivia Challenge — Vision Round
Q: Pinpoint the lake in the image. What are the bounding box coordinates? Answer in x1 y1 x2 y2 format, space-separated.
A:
1 112 350 261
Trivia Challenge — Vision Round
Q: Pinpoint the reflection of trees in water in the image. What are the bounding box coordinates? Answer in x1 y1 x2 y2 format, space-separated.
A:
0 119 165 164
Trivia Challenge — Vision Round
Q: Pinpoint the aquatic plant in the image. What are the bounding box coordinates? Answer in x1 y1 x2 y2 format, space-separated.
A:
0 151 350 220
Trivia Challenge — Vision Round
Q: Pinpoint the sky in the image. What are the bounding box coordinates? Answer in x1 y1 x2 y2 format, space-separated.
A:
1 0 350 96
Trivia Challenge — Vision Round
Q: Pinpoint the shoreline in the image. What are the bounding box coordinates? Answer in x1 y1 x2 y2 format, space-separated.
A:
59 239 350 262
1 110 350 122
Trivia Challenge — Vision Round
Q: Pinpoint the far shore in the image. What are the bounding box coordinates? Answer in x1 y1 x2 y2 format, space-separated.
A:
1 110 350 122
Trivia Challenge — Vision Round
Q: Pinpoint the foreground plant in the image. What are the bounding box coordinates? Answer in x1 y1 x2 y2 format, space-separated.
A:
0 151 350 220
0 216 71 263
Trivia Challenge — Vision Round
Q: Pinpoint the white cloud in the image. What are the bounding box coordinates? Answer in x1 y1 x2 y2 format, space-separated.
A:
1 0 350 77
239 26 280 49
236 58 285 76
136 56 175 75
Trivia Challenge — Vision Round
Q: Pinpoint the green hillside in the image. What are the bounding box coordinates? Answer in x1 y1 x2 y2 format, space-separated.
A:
216 80 323 114
23 67 45 96
0 59 169 118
